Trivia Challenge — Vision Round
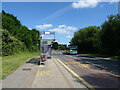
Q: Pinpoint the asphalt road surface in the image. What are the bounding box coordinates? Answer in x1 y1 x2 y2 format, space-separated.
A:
53 51 120 89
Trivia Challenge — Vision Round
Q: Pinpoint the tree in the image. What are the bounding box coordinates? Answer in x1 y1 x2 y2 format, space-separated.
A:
71 26 101 53
2 11 40 56
52 42 58 50
59 44 67 50
2 29 27 56
100 14 120 55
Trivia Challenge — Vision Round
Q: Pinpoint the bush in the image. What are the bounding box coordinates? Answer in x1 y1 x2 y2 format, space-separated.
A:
2 29 27 56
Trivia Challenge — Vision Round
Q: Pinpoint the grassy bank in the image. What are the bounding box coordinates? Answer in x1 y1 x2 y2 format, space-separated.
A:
1 51 40 79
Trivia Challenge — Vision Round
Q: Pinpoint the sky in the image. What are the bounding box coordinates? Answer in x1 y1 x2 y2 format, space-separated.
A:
2 1 119 45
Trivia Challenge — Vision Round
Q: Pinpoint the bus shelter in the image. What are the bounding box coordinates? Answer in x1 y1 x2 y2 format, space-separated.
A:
39 31 55 65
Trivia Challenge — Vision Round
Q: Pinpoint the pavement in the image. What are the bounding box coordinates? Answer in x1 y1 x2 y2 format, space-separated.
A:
2 56 87 89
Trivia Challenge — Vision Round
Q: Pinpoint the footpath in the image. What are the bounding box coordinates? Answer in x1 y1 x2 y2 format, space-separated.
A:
2 56 87 89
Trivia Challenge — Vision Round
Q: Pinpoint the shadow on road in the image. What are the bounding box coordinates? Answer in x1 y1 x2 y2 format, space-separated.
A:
26 57 40 65
80 73 120 89
76 55 96 58
68 53 120 75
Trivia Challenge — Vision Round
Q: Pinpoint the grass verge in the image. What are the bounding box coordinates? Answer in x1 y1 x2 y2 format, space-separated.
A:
1 51 40 79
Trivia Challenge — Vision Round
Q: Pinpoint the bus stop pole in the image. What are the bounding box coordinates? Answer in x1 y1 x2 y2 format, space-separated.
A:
40 39 41 65
39 36 42 65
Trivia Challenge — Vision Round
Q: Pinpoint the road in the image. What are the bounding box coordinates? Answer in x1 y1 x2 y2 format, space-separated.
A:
53 51 120 89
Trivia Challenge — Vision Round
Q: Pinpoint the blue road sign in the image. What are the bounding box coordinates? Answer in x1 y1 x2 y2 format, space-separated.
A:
40 31 55 35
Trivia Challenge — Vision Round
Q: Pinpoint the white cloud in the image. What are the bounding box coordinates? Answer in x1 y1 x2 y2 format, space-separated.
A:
72 0 119 8
49 25 78 34
49 28 71 34
36 24 53 29
58 25 67 28
109 0 119 4
72 0 99 8
66 35 72 38
67 26 78 31
28 28 32 30
58 25 77 31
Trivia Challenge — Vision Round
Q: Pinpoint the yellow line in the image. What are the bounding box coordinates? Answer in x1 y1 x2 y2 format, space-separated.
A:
82 64 90 68
36 71 39 77
80 65 85 68
36 70 53 77
78 64 83 68
54 57 95 90
109 73 120 77
74 65 79 68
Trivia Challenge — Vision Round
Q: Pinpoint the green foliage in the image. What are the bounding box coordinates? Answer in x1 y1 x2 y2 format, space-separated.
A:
2 11 21 33
59 44 67 50
71 14 120 56
29 29 40 51
52 42 58 50
100 14 120 55
71 26 101 53
2 29 27 56
2 11 40 56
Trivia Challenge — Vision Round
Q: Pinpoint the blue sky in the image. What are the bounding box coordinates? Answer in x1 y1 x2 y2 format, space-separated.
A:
2 2 118 45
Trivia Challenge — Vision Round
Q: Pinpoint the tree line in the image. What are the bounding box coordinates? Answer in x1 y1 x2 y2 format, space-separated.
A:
2 11 40 56
70 14 120 56
52 42 67 50
2 11 120 56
